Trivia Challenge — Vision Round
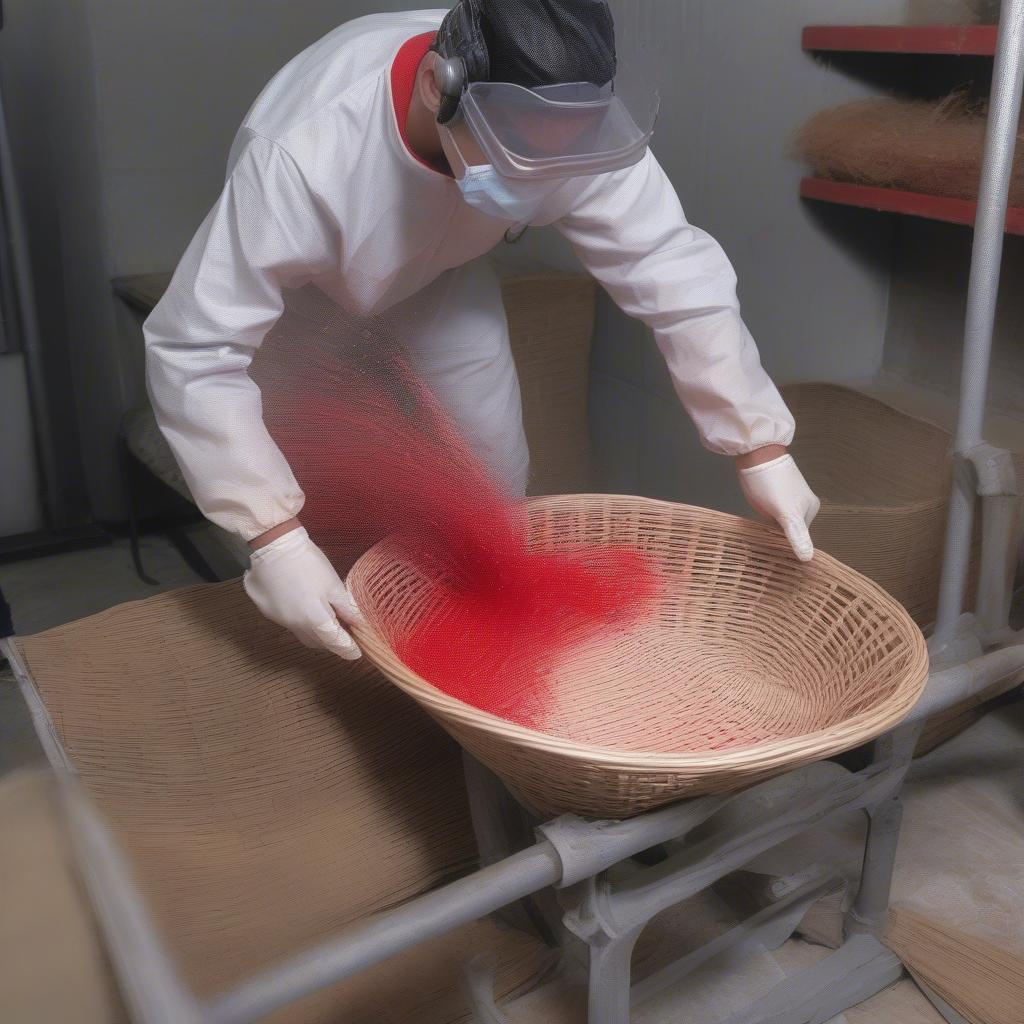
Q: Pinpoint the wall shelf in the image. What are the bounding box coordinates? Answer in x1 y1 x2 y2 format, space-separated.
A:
802 24 997 56
800 177 1024 236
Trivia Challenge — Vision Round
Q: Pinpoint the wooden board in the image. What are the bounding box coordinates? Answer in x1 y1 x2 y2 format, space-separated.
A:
800 177 1024 237
111 272 173 314
802 24 998 56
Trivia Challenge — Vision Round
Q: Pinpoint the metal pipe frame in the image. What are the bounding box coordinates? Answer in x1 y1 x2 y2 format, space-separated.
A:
933 0 1024 643
206 843 564 1024
546 733 918 1024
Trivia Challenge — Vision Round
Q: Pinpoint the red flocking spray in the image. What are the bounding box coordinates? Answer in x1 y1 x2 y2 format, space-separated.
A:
265 350 658 730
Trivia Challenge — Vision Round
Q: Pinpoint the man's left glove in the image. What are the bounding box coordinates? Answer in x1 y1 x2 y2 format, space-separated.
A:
738 454 821 562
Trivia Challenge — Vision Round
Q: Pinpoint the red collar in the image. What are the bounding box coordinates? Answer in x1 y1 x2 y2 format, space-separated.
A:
390 32 445 172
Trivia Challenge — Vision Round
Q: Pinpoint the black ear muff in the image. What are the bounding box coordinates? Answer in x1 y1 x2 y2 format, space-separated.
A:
433 0 489 124
434 56 467 125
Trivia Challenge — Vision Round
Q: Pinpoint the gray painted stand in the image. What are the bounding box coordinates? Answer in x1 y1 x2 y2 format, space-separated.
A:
457 726 917 1024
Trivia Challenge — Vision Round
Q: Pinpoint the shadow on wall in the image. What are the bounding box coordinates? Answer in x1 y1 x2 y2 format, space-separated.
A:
904 0 1001 22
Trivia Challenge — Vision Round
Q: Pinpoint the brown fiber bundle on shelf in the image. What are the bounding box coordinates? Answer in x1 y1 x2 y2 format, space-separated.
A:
350 494 929 819
794 93 1024 206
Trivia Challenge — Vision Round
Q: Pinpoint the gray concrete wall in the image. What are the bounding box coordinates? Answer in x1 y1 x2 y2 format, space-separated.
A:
0 3 94 536
10 0 974 526
1 0 403 523
883 225 1024 421
531 0 906 513
0 355 42 536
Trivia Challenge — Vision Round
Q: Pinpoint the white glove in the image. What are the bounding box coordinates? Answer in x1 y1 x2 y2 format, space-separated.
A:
738 454 821 562
243 527 363 659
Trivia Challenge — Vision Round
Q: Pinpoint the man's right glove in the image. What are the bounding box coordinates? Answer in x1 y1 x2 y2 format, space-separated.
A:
738 454 821 563
243 526 363 659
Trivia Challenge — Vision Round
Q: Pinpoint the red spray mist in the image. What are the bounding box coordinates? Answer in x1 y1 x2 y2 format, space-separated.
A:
265 349 658 730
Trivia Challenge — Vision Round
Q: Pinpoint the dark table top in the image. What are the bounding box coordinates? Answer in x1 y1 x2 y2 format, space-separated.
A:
111 272 173 314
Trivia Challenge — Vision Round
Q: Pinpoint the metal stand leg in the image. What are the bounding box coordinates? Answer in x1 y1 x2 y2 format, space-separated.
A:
586 928 642 1024
534 761 909 1024
118 431 158 586
933 0 1024 644
560 877 641 1024
462 752 561 944
976 479 1022 638
847 725 918 938
847 796 903 936
463 956 513 1024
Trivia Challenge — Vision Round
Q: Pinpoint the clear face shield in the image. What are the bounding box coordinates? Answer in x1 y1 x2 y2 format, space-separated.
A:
440 67 660 182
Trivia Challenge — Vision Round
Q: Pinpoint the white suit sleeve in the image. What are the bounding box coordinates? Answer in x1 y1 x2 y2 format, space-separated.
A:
554 151 794 456
144 133 338 541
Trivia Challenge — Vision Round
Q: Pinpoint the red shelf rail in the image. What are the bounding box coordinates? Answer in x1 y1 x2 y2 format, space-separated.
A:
802 24 998 56
800 177 1024 236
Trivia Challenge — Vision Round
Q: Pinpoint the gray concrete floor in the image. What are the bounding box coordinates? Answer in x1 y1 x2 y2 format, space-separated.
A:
0 533 217 635
0 533 210 775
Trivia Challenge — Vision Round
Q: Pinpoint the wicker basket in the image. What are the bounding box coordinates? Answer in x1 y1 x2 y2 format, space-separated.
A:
349 494 929 819
783 383 977 628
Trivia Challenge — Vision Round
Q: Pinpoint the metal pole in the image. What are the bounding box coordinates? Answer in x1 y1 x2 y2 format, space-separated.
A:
58 780 205 1024
206 841 563 1024
934 0 1024 641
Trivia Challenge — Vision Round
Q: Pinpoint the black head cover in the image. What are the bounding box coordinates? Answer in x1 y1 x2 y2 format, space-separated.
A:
434 0 617 121
484 0 617 89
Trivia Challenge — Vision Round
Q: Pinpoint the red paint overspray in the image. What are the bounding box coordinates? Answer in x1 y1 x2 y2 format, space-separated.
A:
266 350 658 729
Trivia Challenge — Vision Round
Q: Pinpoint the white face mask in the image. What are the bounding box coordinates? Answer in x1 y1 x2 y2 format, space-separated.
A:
456 165 561 224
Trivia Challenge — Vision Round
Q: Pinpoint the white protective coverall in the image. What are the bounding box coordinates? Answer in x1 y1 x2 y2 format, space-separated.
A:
145 9 795 546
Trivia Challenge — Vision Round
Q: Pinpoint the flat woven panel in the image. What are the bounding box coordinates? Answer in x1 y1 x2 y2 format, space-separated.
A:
784 383 980 628
14 583 550 1018
350 494 929 819
887 908 1024 1024
0 771 128 1023
501 274 595 497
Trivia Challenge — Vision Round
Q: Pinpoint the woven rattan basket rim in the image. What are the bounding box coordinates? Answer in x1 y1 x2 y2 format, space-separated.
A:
349 494 930 770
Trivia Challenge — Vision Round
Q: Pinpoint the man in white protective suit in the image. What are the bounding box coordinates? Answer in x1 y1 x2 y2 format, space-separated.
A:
145 0 820 661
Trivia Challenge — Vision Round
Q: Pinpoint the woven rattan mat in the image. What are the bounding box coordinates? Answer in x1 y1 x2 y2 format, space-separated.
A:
13 582 551 1020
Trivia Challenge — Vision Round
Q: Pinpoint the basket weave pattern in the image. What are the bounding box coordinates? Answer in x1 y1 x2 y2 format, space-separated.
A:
350 495 929 818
